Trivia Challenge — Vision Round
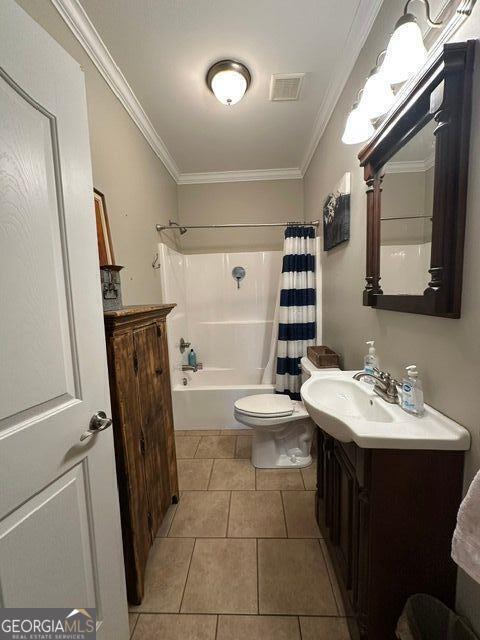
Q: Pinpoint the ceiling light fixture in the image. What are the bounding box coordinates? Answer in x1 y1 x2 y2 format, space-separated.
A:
342 93 375 145
382 0 442 85
206 60 251 106
359 51 395 119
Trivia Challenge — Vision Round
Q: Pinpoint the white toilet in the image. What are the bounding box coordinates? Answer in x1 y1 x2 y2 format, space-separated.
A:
234 358 338 469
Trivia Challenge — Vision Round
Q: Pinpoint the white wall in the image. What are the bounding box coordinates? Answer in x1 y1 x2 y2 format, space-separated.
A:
178 179 304 253
304 0 480 629
18 0 179 306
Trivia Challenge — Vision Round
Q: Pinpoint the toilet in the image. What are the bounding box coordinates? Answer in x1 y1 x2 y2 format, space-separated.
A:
234 358 339 469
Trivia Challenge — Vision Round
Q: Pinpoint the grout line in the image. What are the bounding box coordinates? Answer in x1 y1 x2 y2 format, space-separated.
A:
164 504 178 537
214 614 219 640
129 610 347 618
317 538 341 617
206 459 215 489
256 537 260 615
178 538 197 613
193 436 202 457
226 491 232 537
280 491 289 538
130 613 140 639
297 615 303 640
300 468 307 490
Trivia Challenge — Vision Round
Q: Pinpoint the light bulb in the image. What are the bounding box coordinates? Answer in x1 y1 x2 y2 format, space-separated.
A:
383 15 427 85
342 103 375 145
359 66 395 119
211 69 247 106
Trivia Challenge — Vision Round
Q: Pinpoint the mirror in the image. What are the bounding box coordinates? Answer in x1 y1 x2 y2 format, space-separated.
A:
358 41 475 318
380 118 435 295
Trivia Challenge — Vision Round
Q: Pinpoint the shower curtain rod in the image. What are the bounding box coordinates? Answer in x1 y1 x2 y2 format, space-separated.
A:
156 219 320 232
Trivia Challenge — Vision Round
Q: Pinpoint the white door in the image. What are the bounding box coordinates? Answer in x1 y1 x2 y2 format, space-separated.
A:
0 2 128 638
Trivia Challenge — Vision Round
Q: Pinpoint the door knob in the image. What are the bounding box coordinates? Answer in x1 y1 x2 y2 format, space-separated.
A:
80 411 113 441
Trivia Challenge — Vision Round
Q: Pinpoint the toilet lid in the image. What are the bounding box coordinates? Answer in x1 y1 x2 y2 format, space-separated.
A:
235 394 294 418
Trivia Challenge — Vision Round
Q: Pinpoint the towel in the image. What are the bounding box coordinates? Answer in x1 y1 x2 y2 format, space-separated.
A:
452 469 480 585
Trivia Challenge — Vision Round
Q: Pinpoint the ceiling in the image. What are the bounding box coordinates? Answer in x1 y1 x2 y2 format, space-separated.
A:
75 0 383 181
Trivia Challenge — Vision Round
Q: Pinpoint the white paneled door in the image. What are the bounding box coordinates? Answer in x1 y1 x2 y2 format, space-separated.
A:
0 1 128 638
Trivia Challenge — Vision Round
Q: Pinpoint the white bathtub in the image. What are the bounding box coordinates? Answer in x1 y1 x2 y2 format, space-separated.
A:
173 367 274 430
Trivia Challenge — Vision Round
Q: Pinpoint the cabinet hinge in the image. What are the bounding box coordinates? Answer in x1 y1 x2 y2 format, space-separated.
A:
140 435 146 456
133 351 138 374
156 324 162 338
147 511 153 532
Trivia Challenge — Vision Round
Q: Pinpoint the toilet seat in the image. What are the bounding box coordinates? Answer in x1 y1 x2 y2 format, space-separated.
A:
234 394 294 418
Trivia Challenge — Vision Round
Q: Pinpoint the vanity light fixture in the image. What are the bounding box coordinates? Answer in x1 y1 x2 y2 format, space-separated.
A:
359 51 395 119
341 93 375 145
206 59 251 106
382 0 442 85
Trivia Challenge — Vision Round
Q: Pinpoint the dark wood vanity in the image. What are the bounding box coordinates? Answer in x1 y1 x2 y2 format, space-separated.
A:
315 428 464 640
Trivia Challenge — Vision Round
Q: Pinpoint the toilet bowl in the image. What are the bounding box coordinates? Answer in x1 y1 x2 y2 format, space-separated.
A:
233 358 339 469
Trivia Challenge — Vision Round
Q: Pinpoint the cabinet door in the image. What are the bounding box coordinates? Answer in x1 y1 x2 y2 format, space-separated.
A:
109 332 151 604
332 443 356 590
134 324 171 537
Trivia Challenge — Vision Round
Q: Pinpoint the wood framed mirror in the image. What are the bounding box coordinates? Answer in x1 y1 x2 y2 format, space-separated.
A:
359 40 475 318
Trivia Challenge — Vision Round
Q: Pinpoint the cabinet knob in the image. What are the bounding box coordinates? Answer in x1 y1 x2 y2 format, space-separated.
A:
155 367 163 375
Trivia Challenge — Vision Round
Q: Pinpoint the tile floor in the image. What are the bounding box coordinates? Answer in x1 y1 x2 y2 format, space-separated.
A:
129 429 351 640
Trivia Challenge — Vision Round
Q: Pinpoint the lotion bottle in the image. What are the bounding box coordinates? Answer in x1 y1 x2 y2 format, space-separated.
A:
401 365 424 416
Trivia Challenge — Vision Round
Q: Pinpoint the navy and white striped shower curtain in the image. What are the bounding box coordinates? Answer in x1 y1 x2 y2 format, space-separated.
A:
275 226 316 400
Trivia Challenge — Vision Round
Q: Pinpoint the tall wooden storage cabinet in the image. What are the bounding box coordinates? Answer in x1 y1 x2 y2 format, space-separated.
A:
104 305 178 604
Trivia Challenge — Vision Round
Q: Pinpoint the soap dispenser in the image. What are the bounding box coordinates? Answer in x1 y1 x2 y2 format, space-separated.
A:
401 365 424 416
363 340 379 385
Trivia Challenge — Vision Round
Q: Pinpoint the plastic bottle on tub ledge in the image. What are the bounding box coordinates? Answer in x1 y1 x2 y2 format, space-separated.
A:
188 348 197 368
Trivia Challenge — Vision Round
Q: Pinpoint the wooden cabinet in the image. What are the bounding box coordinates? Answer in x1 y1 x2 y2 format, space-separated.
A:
316 429 464 640
104 305 179 605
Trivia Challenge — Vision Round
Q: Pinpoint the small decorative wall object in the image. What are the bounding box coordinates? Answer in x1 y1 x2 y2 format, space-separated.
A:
323 172 351 251
94 188 115 266
232 266 246 289
100 265 123 311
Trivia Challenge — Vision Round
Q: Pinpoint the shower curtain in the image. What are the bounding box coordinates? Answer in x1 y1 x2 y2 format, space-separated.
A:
274 226 316 400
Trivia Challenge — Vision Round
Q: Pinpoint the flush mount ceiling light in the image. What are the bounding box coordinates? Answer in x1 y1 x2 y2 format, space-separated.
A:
206 60 252 106
341 94 375 145
359 51 395 119
382 0 442 85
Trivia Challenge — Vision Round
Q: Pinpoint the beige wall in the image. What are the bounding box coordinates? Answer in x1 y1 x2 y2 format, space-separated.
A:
177 180 304 253
16 0 178 305
304 0 480 629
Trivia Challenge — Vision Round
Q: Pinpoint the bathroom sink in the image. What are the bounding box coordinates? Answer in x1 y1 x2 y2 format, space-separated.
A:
301 371 470 450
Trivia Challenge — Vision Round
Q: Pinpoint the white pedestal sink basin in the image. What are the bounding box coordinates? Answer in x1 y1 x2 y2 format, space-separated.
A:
301 371 470 450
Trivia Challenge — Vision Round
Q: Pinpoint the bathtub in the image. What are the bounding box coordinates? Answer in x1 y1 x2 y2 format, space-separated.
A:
172 367 274 429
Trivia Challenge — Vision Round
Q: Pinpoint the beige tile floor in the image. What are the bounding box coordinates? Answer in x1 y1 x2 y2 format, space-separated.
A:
130 429 351 640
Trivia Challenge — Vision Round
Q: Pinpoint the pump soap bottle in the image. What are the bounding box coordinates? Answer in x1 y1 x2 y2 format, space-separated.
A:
363 340 379 385
401 365 424 416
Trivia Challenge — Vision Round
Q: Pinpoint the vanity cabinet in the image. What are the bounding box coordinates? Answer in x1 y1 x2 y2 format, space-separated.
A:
104 305 178 604
316 429 464 640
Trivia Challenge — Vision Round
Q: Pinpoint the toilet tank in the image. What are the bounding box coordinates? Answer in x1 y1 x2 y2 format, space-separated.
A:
300 356 339 383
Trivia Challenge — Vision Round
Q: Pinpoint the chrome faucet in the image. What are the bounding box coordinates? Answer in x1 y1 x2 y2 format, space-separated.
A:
181 363 203 373
353 368 400 404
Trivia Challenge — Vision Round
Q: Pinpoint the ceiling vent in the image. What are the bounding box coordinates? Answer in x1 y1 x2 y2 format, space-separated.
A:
269 73 305 101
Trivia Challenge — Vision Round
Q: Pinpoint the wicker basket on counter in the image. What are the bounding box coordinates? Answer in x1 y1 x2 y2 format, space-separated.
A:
307 346 340 369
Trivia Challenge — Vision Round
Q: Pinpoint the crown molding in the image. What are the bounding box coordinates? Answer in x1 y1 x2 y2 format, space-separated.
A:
177 168 303 185
50 0 180 181
300 0 384 176
50 0 385 185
